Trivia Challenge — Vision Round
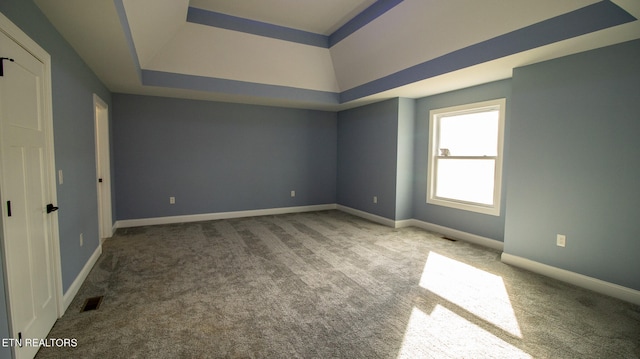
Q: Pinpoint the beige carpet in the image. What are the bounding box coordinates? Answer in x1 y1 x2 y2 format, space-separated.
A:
36 210 639 358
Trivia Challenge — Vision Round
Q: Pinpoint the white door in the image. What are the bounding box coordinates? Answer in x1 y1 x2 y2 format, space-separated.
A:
94 94 112 240
0 29 58 359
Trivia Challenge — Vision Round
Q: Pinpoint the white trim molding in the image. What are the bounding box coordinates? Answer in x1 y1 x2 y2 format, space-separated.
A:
115 204 337 229
93 93 113 240
1 11 65 322
62 243 103 313
331 206 504 250
336 205 398 228
501 253 640 306
427 98 506 217
408 219 504 251
394 219 414 228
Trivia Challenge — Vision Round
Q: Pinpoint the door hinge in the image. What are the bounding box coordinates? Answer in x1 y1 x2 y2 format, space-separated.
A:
18 332 22 347
46 203 59 213
6 201 11 217
0 57 15 77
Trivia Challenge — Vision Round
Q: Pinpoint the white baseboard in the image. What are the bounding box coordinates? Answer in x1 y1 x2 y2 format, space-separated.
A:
336 205 398 228
408 219 504 251
333 207 503 252
501 253 640 306
99 223 118 245
115 204 337 229
62 243 102 314
395 219 414 228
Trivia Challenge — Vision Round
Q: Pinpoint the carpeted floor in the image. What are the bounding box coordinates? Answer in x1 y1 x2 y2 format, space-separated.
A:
36 210 639 358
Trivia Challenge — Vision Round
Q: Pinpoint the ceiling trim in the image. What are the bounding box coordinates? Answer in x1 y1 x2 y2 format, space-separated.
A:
329 0 403 47
187 0 404 48
341 0 637 102
113 0 142 82
142 70 340 105
108 0 637 108
187 7 328 48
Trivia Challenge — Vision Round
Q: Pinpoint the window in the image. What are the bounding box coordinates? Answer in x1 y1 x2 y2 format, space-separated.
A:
427 98 505 216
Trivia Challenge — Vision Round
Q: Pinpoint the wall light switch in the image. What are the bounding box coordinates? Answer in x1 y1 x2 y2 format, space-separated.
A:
557 234 566 247
58 170 64 185
373 196 378 204
169 196 176 204
291 190 296 197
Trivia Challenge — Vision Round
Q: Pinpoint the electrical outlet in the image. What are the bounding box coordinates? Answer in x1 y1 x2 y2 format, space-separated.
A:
290 190 296 197
373 196 378 204
556 234 566 247
169 196 175 204
80 233 84 247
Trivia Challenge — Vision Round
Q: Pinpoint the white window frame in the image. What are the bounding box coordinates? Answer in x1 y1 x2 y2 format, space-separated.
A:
427 98 506 216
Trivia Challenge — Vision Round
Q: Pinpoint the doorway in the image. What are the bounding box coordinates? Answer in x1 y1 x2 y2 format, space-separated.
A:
94 94 112 241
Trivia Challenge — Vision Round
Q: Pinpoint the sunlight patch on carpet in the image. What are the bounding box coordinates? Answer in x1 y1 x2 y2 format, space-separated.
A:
419 251 522 338
397 305 530 358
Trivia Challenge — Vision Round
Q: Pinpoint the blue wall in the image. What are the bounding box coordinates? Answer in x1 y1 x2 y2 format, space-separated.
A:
337 98 400 220
112 94 337 220
414 80 512 240
1 1 112 354
504 39 640 290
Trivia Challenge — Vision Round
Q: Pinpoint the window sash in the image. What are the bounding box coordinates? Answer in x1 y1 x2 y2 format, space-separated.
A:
433 157 497 207
437 111 499 157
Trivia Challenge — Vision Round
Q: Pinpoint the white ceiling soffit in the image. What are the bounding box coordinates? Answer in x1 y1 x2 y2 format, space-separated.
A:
34 0 640 111
188 0 378 35
122 0 189 67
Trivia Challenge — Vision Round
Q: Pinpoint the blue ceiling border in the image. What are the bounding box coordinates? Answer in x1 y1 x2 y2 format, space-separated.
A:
114 0 635 107
340 0 637 103
187 7 329 48
329 0 403 47
142 70 340 105
186 0 404 48
113 0 142 82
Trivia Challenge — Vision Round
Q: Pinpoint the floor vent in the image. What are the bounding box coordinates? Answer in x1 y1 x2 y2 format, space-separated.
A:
81 296 103 312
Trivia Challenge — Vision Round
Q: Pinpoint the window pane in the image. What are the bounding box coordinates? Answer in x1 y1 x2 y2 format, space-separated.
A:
435 159 495 205
439 110 499 156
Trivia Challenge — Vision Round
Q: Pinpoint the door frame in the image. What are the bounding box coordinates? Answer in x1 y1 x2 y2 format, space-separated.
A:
0 9 64 339
93 94 113 240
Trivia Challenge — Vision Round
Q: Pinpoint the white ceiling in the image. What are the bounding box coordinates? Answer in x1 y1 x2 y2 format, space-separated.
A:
34 0 640 111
